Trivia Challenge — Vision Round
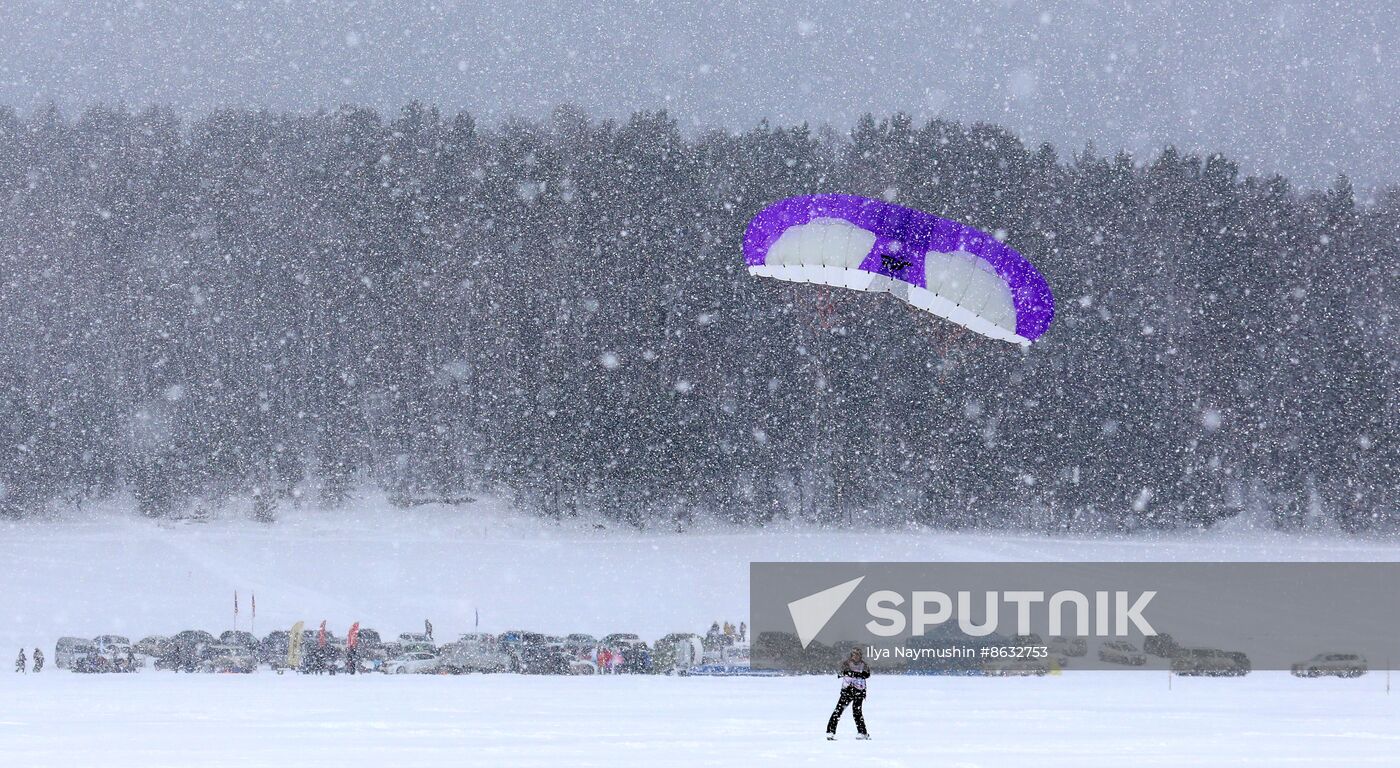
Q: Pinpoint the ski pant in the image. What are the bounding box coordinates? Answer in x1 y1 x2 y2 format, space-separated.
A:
826 687 867 735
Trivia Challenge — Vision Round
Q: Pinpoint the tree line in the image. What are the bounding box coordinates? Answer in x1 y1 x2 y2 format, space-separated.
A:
0 103 1395 532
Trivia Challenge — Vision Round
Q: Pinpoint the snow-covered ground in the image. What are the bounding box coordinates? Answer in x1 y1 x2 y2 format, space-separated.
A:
3 498 1398 766
1 672 1396 767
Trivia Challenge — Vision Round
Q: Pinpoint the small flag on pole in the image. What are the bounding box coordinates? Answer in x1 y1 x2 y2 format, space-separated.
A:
475 608 479 630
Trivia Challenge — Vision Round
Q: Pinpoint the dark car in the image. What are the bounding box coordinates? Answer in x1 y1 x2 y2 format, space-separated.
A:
619 642 654 674
1144 632 1180 658
260 631 291 665
220 631 260 655
158 630 217 672
134 635 172 658
501 632 571 674
1171 648 1250 676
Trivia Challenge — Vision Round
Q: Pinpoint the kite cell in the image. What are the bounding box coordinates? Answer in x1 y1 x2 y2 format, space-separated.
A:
743 195 1054 345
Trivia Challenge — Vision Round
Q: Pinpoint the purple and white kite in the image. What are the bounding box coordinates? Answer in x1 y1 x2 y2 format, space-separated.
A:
743 194 1054 345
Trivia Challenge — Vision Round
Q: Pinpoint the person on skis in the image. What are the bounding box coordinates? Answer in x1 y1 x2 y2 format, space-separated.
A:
15 648 26 673
826 647 870 740
32 648 44 673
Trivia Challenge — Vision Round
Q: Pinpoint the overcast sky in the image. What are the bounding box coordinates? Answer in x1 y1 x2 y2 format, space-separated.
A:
2 0 1395 189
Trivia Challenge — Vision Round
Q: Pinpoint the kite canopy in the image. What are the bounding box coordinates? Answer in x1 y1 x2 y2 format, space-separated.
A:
743 195 1054 345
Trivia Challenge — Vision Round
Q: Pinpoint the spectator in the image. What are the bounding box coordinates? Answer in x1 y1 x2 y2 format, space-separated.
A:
15 648 26 673
32 648 44 673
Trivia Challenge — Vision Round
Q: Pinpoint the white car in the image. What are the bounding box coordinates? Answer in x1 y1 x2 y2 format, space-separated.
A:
1098 641 1146 666
1292 653 1367 678
55 637 98 670
92 635 131 651
439 634 512 673
386 651 441 674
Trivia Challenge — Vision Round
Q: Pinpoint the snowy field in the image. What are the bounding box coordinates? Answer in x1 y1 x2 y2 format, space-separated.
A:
3 499 1399 767
1 672 1396 767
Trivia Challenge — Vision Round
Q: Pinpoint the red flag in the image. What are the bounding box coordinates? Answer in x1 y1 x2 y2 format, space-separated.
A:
347 622 360 650
317 620 327 647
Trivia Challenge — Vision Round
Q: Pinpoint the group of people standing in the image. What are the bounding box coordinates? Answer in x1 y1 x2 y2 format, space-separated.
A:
14 648 43 673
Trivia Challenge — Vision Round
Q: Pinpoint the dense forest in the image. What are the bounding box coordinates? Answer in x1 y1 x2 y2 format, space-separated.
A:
0 103 1395 532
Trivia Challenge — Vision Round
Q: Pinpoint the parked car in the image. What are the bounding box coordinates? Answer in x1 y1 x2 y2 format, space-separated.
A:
219 631 260 655
260 631 291 666
499 632 572 674
1048 636 1087 658
352 628 384 655
563 633 598 650
1144 632 1180 658
72 652 135 674
199 644 258 673
566 656 597 675
92 635 131 652
439 634 512 674
55 637 98 670
618 641 654 674
653 633 704 674
1171 648 1251 677
1098 640 1146 666
983 656 1050 676
1292 653 1366 678
386 651 441 675
602 633 643 649
158 630 216 672
93 637 144 669
134 635 172 658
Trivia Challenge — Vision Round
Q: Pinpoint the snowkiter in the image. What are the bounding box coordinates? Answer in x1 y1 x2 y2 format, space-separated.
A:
32 648 44 673
15 649 26 673
826 647 870 740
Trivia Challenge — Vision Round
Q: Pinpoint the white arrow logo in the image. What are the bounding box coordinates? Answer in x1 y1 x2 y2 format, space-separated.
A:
787 576 865 648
